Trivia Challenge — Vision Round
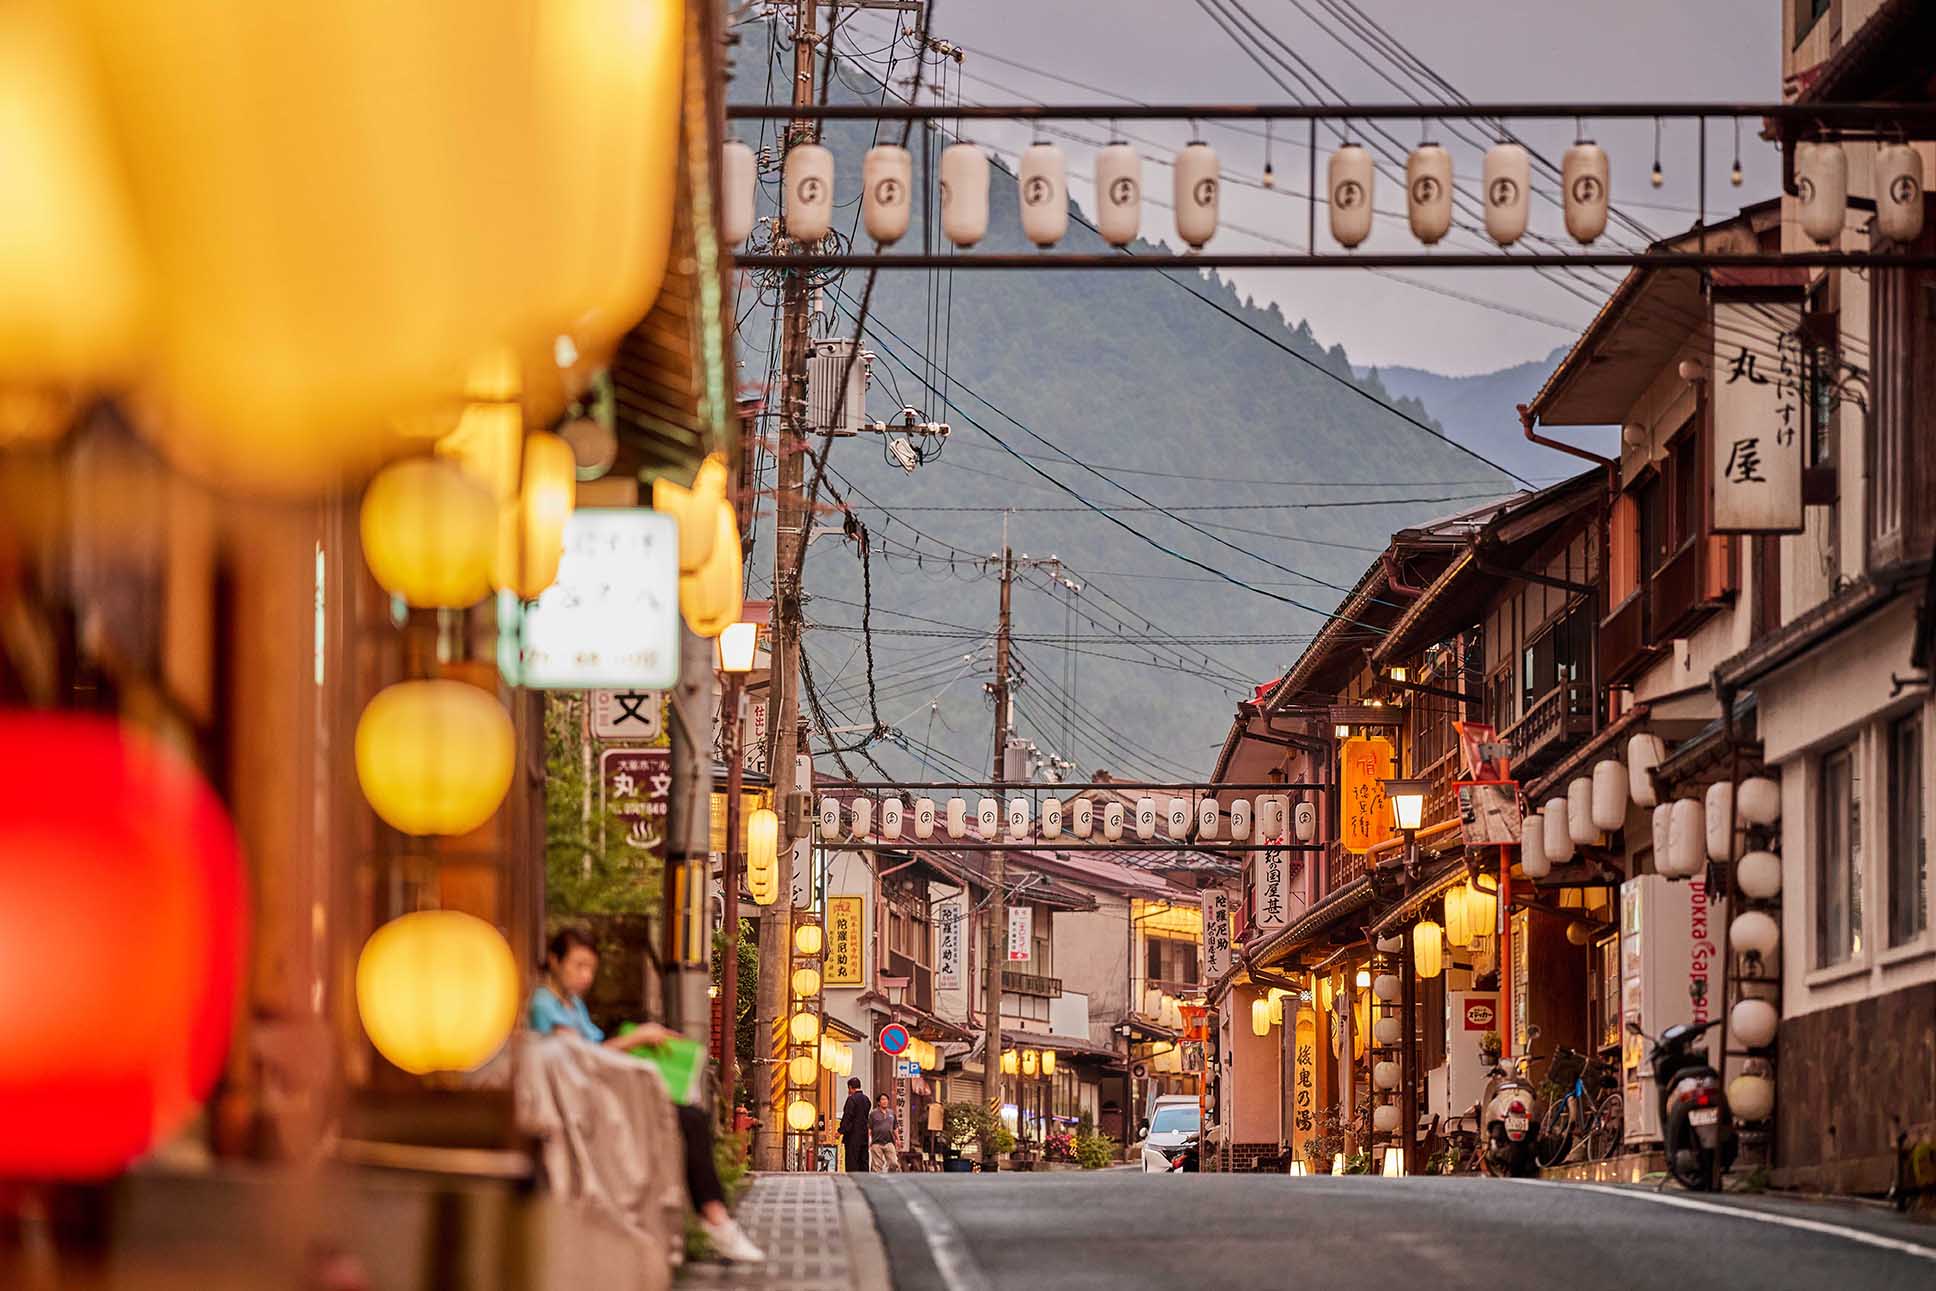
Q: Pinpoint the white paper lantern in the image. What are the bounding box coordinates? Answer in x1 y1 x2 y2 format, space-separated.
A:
1561 140 1610 244
849 796 873 839
1482 143 1531 246
1167 798 1191 838
1042 798 1064 840
914 797 936 840
1253 794 1282 841
1198 799 1219 839
945 797 967 838
1008 796 1031 840
1567 777 1601 847
784 142 834 242
1651 803 1673 871
1294 800 1317 844
1797 141 1848 244
1731 997 1778 1048
1372 1016 1402 1047
1372 1060 1401 1090
819 796 842 840
1017 141 1068 247
1731 910 1779 958
1736 850 1782 900
1520 809 1550 879
1229 798 1252 840
1876 143 1926 245
1372 1103 1402 1133
1591 759 1627 833
1328 143 1374 248
1543 797 1575 865
1729 1073 1775 1122
1071 798 1094 838
1628 733 1665 808
880 797 904 841
862 143 913 244
1103 800 1125 841
1376 934 1402 954
1134 796 1158 840
1667 798 1704 879
940 142 990 248
1406 143 1453 245
1737 776 1780 826
1094 141 1143 247
976 797 999 841
1173 140 1220 248
721 139 758 245
1705 781 1739 862
1372 973 1400 1002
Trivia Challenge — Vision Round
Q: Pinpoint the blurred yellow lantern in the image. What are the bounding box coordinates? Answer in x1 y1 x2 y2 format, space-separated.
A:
747 809 779 907
68 0 548 491
1040 1049 1055 1076
789 1011 820 1044
679 499 743 638
1464 880 1498 936
653 455 729 574
792 967 822 998
834 1045 853 1077
1443 883 1471 949
795 922 824 956
1251 997 1272 1037
1414 920 1444 979
1269 986 1292 1025
439 400 524 504
359 458 497 608
1000 1049 1019 1076
1320 975 1336 1012
355 681 514 836
494 431 577 600
1021 1049 1039 1076
820 1037 840 1067
786 1099 817 1132
355 910 519 1075
0 0 147 417
789 1054 819 1086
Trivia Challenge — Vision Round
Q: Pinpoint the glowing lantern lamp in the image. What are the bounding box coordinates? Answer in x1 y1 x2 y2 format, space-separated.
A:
494 432 577 601
789 1012 820 1044
787 1099 818 1132
356 910 517 1076
652 454 728 575
0 715 247 1179
360 458 497 608
1464 880 1498 937
356 681 514 836
679 498 744 638
1000 1049 1019 1076
747 808 779 907
1251 997 1272 1037
1413 920 1443 979
1040 1049 1056 1076
1444 883 1470 948
789 1054 819 1086
795 921 824 956
792 966 822 998
1021 1049 1040 1077
1355 969 1372 990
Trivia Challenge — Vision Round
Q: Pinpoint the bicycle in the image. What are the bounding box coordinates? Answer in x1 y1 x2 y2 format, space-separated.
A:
1535 1048 1622 1168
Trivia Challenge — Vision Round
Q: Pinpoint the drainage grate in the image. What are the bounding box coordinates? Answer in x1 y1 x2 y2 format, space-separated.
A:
680 1174 862 1291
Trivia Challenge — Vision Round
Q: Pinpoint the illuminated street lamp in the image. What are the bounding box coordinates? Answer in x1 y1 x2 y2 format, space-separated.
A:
1382 778 1431 834
715 619 757 1129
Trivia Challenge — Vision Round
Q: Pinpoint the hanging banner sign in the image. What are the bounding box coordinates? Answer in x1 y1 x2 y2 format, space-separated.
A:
1712 298 1806 534
936 891 965 990
601 748 672 863
520 509 681 689
1203 888 1233 980
826 896 864 985
1253 847 1290 933
1007 905 1033 962
1340 736 1396 854
1289 1008 1318 1166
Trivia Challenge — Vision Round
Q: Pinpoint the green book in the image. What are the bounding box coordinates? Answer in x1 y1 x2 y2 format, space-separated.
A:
618 1024 706 1107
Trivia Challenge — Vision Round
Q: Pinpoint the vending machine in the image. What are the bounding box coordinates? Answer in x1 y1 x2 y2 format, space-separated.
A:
1438 991 1500 1129
1620 873 1725 1145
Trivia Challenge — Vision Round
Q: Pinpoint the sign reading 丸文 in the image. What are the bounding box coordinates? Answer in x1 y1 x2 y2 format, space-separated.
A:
935 891 965 990
1007 905 1033 962
600 748 671 863
1712 299 1807 534
1340 736 1395 854
1253 847 1290 933
826 896 864 985
1202 888 1233 980
520 509 681 690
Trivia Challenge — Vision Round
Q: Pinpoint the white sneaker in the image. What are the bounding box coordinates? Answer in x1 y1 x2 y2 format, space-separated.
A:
702 1217 766 1264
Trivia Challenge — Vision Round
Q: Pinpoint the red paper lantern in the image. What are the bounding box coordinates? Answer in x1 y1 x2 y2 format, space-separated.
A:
0 714 247 1179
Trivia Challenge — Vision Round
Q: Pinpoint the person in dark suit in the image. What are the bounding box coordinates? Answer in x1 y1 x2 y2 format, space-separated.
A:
838 1077 871 1172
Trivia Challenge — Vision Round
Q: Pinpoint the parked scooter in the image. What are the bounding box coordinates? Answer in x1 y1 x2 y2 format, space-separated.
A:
1165 1133 1201 1173
1630 1018 1737 1190
1477 1024 1545 1177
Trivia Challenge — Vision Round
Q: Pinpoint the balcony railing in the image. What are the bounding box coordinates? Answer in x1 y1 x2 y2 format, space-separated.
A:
1599 588 1651 684
887 950 933 1014
1652 537 1703 640
1502 679 1595 777
1002 970 1064 998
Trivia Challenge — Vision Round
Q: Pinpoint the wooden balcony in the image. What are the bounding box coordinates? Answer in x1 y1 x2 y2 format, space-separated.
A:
1652 537 1703 640
1599 588 1654 685
887 950 933 1014
1502 680 1595 778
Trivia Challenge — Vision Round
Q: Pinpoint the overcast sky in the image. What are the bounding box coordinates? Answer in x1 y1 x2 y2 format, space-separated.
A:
832 0 1781 375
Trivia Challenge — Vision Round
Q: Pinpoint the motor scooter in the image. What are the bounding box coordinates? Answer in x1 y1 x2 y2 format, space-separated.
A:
1479 1050 1546 1177
1630 1018 1737 1190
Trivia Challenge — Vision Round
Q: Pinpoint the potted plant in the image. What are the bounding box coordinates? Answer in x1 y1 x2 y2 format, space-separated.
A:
1479 1029 1502 1067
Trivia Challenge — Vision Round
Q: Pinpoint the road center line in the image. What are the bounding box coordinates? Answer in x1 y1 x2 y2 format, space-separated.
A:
1519 1180 1936 1264
884 1177 994 1291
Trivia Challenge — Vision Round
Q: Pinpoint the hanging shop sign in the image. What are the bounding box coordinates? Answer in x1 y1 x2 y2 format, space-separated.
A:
1202 888 1233 980
600 748 671 863
1289 1008 1318 1166
1711 298 1807 534
1253 847 1291 933
936 891 965 991
592 688 664 740
826 896 864 985
1340 736 1396 854
520 509 681 689
1007 905 1033 962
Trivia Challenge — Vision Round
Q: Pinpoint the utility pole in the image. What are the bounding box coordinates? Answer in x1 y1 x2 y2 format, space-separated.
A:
755 0 818 1173
983 546 1013 1167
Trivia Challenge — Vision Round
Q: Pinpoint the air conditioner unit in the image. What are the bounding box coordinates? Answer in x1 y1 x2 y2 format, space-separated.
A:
807 338 873 432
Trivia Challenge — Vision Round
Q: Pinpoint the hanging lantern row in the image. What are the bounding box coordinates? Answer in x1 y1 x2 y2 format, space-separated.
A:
1798 140 1927 245
813 792 1316 844
1001 1045 1057 1076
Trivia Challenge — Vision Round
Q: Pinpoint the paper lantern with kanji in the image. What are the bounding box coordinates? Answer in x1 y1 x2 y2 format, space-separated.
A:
355 910 519 1075
0 715 247 1178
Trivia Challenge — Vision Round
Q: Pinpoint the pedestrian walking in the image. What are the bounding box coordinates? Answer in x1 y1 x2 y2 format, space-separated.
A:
869 1101 900 1173
838 1077 871 1172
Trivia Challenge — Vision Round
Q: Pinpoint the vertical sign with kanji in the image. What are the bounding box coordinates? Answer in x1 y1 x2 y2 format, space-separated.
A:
1202 888 1233 980
1340 736 1396 854
1712 299 1806 534
1007 905 1033 962
935 891 964 990
826 896 864 985
1253 847 1290 934
1289 1007 1317 1166
600 748 671 863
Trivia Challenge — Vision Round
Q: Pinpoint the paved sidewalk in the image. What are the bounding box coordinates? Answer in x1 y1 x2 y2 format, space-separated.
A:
680 1173 891 1291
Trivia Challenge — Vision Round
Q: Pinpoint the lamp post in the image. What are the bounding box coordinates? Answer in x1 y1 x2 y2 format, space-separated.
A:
1382 776 1429 1177
715 621 757 1130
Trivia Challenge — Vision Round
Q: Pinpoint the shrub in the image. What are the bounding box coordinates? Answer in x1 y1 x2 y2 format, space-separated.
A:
1074 1131 1116 1170
943 1102 1015 1158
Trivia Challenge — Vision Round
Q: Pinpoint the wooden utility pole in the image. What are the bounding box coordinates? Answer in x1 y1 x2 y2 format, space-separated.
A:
754 0 818 1172
982 546 1013 1165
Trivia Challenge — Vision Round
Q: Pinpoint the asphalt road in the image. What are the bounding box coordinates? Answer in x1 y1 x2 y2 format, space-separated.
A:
854 1172 1936 1291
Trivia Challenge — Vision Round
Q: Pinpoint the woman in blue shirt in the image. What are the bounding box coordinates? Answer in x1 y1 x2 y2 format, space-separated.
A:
531 927 763 1264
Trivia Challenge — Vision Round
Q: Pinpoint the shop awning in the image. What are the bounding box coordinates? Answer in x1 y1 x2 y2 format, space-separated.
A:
1366 859 1474 937
1247 876 1376 970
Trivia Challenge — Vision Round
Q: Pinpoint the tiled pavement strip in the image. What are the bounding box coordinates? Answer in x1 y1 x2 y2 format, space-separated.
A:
680 1173 892 1291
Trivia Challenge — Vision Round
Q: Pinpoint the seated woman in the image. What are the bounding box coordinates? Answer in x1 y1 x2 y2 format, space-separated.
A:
531 927 763 1264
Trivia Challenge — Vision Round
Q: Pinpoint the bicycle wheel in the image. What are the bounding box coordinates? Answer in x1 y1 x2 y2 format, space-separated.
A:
1587 1091 1624 1162
1534 1098 1574 1169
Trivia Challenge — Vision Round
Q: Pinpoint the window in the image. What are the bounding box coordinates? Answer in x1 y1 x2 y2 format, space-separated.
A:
1888 713 1928 947
1487 662 1514 732
1670 431 1700 551
1145 935 1198 988
1869 263 1936 567
1794 0 1830 46
1636 469 1668 579
1815 746 1862 967
1520 601 1592 714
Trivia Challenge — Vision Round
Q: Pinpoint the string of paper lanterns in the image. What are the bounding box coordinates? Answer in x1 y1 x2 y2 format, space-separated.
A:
811 792 1319 844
